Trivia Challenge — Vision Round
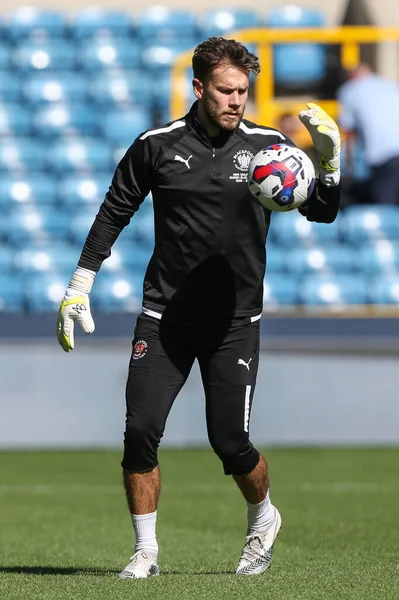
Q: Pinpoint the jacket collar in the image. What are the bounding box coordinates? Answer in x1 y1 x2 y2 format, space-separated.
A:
186 101 239 147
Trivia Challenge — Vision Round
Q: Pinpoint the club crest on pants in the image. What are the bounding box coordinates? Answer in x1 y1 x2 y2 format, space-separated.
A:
133 339 148 360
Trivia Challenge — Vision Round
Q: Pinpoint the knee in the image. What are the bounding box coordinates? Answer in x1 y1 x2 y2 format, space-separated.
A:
210 435 260 476
121 417 161 473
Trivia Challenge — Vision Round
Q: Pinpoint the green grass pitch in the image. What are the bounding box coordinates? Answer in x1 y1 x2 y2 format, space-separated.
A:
0 447 398 600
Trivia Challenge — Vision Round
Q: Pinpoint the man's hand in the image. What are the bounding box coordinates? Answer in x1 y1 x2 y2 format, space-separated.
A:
298 103 341 186
57 268 95 352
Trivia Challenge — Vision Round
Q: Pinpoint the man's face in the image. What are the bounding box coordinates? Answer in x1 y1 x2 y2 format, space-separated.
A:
194 64 250 132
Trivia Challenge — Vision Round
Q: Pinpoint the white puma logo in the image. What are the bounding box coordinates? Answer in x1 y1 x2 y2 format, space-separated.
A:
238 358 252 371
174 154 193 169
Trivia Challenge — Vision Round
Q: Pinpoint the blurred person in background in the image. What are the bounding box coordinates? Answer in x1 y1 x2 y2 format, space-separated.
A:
338 63 399 205
56 37 340 580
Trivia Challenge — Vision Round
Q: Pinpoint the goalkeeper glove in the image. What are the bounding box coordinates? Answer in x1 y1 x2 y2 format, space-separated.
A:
57 267 96 352
298 103 341 187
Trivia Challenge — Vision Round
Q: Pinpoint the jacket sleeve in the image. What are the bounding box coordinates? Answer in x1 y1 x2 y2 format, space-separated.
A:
78 135 152 272
298 181 341 223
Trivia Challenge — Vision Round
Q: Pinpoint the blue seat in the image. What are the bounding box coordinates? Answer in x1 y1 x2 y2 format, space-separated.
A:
263 274 300 310
106 239 151 274
78 38 141 71
0 103 31 135
0 275 24 312
12 40 76 71
341 205 399 245
0 71 22 101
58 173 110 206
299 273 368 308
264 6 326 87
141 42 193 73
99 107 152 145
14 241 80 274
270 211 342 247
0 244 15 271
136 7 197 45
265 244 288 273
22 72 88 105
68 208 98 244
33 103 98 138
24 272 69 312
0 43 12 69
89 71 153 108
46 138 113 173
198 9 259 38
152 69 194 112
91 272 143 313
8 7 68 40
0 174 57 207
6 206 71 244
0 138 47 173
357 241 399 275
72 8 133 39
286 244 356 275
368 274 399 305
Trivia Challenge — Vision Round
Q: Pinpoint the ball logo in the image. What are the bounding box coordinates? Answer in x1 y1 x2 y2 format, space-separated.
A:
133 339 148 360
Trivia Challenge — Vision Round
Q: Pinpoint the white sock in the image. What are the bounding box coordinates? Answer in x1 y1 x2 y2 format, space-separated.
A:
247 491 274 533
131 511 158 555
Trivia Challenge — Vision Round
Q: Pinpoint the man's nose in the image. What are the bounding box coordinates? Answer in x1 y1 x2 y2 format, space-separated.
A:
229 92 240 107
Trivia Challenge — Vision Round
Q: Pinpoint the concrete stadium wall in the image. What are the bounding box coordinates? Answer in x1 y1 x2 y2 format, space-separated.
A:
1 340 398 450
0 1 396 27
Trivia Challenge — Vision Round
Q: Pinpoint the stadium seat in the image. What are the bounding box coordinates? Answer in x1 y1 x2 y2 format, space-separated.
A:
106 239 151 274
78 38 141 71
0 244 15 271
340 205 399 245
6 206 71 244
68 207 98 245
0 103 31 135
22 72 88 105
0 174 57 207
0 274 24 312
89 71 153 108
198 9 259 39
299 273 369 308
33 103 99 138
57 173 110 206
286 244 356 275
141 43 193 73
152 69 194 113
0 138 47 173
72 8 133 39
99 107 152 145
265 244 288 273
263 273 300 310
0 43 12 70
8 7 68 40
264 5 326 87
24 272 68 312
136 6 198 46
0 71 22 101
357 241 399 275
46 138 113 174
270 211 342 247
368 274 399 305
14 241 80 275
91 272 143 312
12 40 76 71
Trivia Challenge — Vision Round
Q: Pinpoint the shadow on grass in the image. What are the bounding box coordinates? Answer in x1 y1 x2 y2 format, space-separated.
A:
0 566 117 576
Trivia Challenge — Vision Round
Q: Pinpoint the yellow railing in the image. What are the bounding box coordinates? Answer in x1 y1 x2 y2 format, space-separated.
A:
171 26 399 130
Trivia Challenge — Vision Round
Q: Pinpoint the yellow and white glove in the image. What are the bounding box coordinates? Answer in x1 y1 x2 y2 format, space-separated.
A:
57 267 96 352
298 103 341 187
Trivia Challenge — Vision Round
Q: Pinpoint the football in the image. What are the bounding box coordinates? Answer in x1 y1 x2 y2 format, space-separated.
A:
248 143 316 212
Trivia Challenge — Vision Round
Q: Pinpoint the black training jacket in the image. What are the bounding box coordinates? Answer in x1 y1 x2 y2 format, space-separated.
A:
78 102 340 321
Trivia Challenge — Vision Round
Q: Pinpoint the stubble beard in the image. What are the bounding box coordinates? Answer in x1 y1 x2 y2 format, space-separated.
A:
203 98 244 133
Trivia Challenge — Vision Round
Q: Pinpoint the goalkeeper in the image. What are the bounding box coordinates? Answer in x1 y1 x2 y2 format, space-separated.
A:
57 37 340 579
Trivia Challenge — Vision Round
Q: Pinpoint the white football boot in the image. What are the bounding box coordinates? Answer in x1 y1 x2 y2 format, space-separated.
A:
117 550 160 579
236 506 282 575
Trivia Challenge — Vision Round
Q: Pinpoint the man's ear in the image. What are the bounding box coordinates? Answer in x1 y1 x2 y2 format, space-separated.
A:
193 78 204 100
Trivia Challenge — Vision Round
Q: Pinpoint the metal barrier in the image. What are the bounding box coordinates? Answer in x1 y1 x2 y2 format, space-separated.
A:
171 26 399 127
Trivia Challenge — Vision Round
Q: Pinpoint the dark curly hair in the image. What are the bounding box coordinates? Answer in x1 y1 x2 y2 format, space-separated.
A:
192 37 260 81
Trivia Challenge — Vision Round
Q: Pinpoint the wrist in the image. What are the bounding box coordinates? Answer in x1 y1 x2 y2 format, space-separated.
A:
68 267 96 294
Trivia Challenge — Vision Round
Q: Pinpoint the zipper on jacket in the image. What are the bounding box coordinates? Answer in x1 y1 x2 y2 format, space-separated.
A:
212 147 216 176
